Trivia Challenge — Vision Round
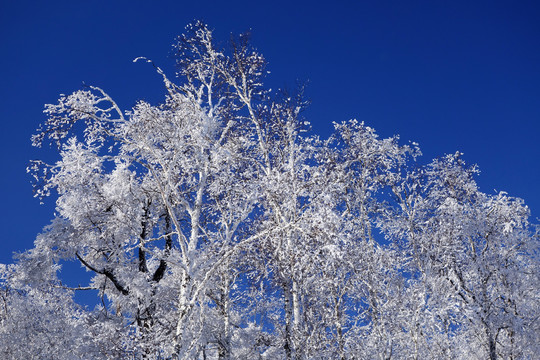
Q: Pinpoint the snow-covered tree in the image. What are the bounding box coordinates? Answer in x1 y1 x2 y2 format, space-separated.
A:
384 153 540 359
1 22 538 359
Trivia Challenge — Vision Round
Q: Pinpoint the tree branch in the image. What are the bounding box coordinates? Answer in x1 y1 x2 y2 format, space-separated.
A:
76 252 129 295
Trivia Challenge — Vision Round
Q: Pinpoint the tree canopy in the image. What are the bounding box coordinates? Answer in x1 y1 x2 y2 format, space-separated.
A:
1 22 539 359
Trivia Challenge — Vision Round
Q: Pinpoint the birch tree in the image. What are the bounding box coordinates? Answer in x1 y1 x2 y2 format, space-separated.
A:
1 21 538 359
385 153 540 359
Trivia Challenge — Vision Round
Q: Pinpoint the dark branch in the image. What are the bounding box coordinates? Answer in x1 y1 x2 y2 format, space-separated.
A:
152 214 173 283
139 201 151 273
76 252 129 295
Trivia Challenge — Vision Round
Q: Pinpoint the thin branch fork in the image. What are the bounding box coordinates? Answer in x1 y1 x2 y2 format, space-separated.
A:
76 252 129 295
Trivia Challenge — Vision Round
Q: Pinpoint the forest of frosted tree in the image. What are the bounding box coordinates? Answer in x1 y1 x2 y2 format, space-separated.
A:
1 22 539 359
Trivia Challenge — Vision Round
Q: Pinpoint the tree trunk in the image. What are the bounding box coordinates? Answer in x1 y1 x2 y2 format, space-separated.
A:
284 284 295 360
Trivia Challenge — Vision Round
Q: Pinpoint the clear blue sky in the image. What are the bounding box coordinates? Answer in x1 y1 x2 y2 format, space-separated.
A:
1 0 539 268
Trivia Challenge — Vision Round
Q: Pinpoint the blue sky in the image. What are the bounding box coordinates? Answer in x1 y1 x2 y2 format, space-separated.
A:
1 0 539 269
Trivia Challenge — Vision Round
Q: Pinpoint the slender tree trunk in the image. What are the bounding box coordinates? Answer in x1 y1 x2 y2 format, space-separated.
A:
334 294 345 360
218 271 231 360
292 278 301 337
487 329 497 360
284 284 295 360
175 271 191 356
